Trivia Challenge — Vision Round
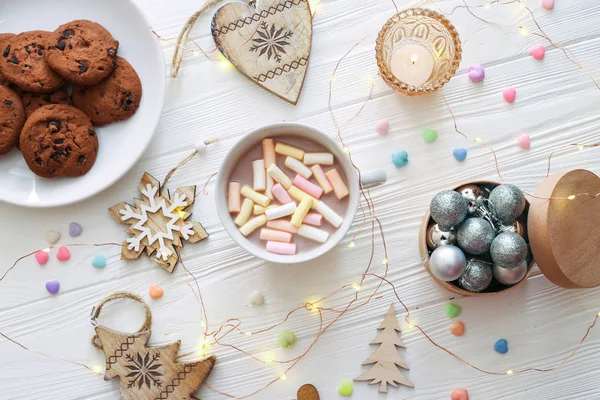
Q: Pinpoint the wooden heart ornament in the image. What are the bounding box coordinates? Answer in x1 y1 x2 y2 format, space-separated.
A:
529 169 600 289
212 0 312 105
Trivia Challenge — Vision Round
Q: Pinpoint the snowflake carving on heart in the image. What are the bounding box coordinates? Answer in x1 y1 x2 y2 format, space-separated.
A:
109 172 208 273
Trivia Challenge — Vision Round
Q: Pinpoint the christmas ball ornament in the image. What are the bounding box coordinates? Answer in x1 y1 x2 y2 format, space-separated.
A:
429 245 467 281
430 190 468 231
498 219 527 238
457 218 495 255
488 184 526 225
456 184 485 214
458 258 493 292
490 232 528 267
426 223 457 250
493 260 528 285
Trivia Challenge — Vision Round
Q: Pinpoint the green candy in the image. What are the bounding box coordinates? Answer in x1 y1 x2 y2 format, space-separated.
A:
338 381 353 396
278 330 297 348
423 128 438 143
446 303 461 318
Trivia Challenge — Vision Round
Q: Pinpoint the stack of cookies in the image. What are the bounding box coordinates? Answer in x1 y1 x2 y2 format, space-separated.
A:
0 20 142 178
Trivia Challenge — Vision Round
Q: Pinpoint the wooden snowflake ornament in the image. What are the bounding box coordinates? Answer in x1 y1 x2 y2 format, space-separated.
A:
109 172 208 273
354 304 413 393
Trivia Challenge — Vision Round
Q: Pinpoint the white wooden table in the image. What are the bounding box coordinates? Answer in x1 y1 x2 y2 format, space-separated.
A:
1 0 600 399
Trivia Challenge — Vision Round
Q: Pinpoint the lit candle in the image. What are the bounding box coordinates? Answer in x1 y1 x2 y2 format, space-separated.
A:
390 43 434 87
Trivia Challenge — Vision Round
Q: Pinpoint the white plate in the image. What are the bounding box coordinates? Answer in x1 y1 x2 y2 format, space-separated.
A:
0 0 165 208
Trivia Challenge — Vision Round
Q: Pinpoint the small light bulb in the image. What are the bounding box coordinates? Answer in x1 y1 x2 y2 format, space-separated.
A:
597 312 600 317
351 283 361 291
265 354 273 364
92 365 104 375
311 303 320 312
519 26 528 36
506 369 514 375
382 257 388 265
406 320 414 329
309 0 320 15
192 50 201 57
475 137 483 143
519 3 526 9
330 75 336 82
43 248 51 253
568 195 576 200
201 321 207 328
280 374 287 381
245 331 252 336
484 2 491 9
343 146 351 154
578 144 585 151
348 241 355 248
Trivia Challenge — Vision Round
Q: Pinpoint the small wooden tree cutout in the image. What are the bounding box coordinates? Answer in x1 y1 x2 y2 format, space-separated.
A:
95 326 216 400
109 172 208 273
354 304 414 393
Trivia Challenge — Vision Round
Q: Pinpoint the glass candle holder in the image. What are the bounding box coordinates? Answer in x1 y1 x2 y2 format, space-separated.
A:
376 8 462 96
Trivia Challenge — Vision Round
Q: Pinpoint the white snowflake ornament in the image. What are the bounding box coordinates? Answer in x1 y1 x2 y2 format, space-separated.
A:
109 172 208 273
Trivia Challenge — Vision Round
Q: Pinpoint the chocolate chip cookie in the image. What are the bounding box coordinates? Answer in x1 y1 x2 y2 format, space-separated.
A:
0 31 65 93
46 20 119 85
20 104 98 178
72 56 142 126
0 33 15 87
20 88 72 118
0 85 25 155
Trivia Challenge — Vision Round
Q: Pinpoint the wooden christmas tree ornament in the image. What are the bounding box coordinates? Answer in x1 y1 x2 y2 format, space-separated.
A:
91 292 216 400
354 304 413 393
109 172 208 273
212 0 313 105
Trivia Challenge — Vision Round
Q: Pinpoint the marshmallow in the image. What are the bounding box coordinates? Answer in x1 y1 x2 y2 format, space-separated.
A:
239 215 267 236
266 220 298 233
234 198 254 226
260 228 292 243
228 181 241 213
293 174 323 199
265 202 297 221
252 160 266 191
303 212 323 227
315 200 343 228
275 142 305 160
241 185 271 207
254 205 266 215
285 156 312 179
297 224 330 243
271 183 294 204
265 174 274 199
262 138 276 169
266 241 297 255
291 197 313 227
267 164 292 189
288 186 318 209
303 152 334 165
325 168 349 199
311 165 333 194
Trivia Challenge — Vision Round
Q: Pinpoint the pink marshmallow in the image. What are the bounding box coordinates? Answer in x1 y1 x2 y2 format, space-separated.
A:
266 241 296 255
303 212 323 227
271 183 294 204
260 228 292 243
292 174 323 199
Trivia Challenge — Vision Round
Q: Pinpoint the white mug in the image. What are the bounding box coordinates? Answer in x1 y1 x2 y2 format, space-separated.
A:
215 123 387 263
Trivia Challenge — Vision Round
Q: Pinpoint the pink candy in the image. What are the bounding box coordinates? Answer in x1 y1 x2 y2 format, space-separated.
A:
530 45 545 60
271 183 293 204
35 251 49 265
375 120 389 136
503 87 517 103
468 64 485 82
542 0 554 9
517 134 531 149
56 246 70 261
293 174 323 199
303 212 323 226
266 241 296 255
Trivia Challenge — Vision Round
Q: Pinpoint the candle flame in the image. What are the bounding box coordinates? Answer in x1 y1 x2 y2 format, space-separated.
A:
410 55 418 65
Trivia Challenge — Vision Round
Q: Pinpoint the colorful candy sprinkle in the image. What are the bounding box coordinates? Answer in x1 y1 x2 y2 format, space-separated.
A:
453 148 467 162
542 0 554 10
69 222 83 237
503 87 517 103
46 230 60 244
494 339 509 354
423 128 438 143
56 246 70 261
446 303 462 318
249 291 265 306
450 320 465 336
338 381 354 396
517 134 531 149
149 284 164 299
35 250 49 265
451 388 470 400
92 253 106 268
530 45 546 60
278 330 297 348
467 64 485 82
376 120 389 136
391 149 409 168
45 280 60 295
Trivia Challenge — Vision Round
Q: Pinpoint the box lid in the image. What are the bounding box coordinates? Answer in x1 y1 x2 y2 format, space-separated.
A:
528 169 600 289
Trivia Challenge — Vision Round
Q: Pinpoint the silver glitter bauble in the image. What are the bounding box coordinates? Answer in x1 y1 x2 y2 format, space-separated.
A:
488 184 526 225
457 218 496 255
490 232 528 267
429 245 467 281
493 260 528 286
459 258 493 292
430 190 468 231
426 224 457 250
456 184 485 214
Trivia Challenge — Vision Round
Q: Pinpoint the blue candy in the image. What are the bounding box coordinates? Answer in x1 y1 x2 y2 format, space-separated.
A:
92 253 106 268
453 148 467 162
494 339 508 354
391 149 409 168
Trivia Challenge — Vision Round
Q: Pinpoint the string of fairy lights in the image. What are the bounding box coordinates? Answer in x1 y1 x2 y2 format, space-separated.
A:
1 0 600 398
